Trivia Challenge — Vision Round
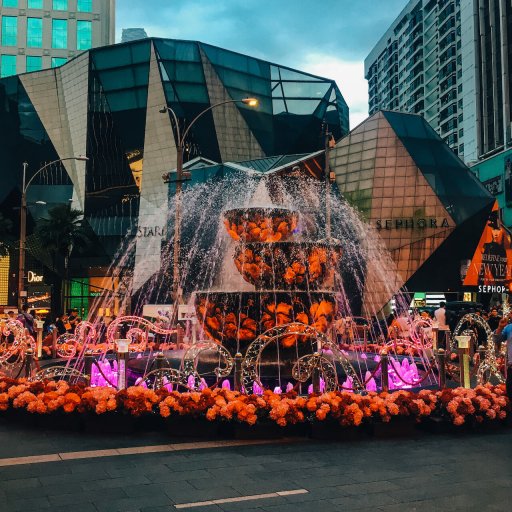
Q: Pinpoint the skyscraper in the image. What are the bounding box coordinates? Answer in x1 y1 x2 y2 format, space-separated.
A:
0 0 115 76
365 0 511 163
121 27 147 43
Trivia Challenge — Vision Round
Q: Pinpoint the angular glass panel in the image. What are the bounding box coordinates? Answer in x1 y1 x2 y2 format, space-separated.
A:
77 0 92 12
0 55 16 77
173 83 209 103
1 16 18 47
28 0 43 7
272 98 287 114
270 65 280 80
77 20 92 50
51 57 67 67
277 66 322 81
52 0 67 10
281 81 330 98
27 18 43 48
92 40 151 70
52 19 68 49
26 55 42 72
285 99 322 115
154 39 200 63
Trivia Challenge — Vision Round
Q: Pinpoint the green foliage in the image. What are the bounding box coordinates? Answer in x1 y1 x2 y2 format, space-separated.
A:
35 204 90 270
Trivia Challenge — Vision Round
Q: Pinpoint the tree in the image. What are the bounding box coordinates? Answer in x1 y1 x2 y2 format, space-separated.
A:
0 212 13 258
35 204 91 313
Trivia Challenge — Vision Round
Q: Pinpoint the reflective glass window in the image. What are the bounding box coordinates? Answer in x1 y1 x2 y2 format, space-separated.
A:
52 19 67 48
1 16 18 46
52 0 67 9
76 20 92 50
26 55 42 72
77 0 92 12
0 54 16 77
51 56 67 67
2 0 18 7
27 18 43 48
28 0 43 7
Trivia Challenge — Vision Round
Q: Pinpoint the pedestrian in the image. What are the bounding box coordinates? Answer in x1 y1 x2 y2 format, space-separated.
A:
17 304 35 336
496 315 512 398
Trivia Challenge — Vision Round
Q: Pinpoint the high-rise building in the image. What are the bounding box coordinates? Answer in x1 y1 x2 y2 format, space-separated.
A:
365 0 511 163
121 27 147 43
0 0 115 77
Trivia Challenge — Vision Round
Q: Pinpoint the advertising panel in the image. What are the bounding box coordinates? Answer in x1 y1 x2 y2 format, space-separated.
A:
463 201 512 292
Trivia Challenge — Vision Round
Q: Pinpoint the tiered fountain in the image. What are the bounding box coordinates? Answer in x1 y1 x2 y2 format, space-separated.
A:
194 202 343 359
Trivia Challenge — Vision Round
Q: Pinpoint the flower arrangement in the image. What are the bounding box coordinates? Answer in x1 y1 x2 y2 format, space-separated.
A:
0 378 508 430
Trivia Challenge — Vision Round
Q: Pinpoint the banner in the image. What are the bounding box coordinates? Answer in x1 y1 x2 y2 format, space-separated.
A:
463 201 512 292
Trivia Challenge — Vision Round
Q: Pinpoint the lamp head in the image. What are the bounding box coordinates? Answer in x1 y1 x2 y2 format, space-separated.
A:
76 155 89 161
242 97 259 107
159 106 169 114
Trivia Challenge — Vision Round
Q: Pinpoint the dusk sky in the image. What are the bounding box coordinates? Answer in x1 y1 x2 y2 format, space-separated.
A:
116 0 409 127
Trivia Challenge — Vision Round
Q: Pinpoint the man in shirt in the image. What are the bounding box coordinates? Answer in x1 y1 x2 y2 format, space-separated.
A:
496 315 512 398
434 302 448 329
487 307 501 331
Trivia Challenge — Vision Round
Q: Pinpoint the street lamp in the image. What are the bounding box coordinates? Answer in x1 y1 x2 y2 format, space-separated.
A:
18 156 89 310
160 98 259 320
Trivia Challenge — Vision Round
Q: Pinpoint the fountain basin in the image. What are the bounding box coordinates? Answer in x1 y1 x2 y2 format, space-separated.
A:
234 241 342 289
223 207 298 243
194 291 336 352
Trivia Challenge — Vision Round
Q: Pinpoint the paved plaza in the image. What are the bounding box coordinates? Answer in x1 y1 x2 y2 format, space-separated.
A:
0 417 510 512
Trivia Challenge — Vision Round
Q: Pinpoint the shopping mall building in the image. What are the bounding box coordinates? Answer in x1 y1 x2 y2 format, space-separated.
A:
0 37 502 316
0 37 349 314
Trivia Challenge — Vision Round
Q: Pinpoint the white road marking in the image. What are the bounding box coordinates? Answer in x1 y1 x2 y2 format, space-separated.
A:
174 489 309 509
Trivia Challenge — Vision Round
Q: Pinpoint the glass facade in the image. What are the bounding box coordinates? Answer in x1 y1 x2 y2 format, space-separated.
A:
77 0 93 12
52 19 67 49
2 0 18 7
0 54 16 77
51 57 67 67
26 55 42 72
0 38 349 301
28 0 44 7
52 0 68 10
27 18 43 48
77 20 92 50
1 16 17 47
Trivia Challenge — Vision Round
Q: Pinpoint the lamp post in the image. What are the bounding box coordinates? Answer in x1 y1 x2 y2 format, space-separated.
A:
323 127 336 240
160 98 259 321
18 156 89 311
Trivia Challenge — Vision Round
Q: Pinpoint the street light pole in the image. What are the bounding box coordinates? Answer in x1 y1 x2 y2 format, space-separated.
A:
17 156 88 311
160 98 259 322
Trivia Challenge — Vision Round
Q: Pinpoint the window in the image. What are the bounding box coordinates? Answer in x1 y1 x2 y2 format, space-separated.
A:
77 0 93 12
1 16 18 46
2 0 18 7
26 55 42 72
76 20 92 50
28 0 43 7
51 57 66 67
52 19 67 49
52 0 68 9
27 18 43 48
0 55 16 77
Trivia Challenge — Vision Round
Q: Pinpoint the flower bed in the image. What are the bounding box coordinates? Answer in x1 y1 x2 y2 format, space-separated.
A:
0 378 509 432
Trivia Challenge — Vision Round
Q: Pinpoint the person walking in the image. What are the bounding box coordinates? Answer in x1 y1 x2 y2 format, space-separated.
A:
496 315 512 398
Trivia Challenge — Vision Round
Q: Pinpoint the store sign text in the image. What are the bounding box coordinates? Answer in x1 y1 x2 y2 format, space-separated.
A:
376 218 450 230
478 285 507 293
27 271 43 283
136 226 165 237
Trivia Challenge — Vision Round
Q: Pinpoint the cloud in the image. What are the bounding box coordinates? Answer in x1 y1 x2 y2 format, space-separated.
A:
300 54 369 128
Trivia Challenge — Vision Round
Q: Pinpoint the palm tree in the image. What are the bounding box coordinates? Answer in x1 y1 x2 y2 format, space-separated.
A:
36 204 91 312
0 212 13 258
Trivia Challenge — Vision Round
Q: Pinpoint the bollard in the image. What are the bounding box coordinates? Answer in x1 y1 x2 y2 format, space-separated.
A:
437 348 446 389
51 328 58 359
36 325 43 359
155 352 165 390
380 351 389 392
455 335 471 388
25 348 34 378
84 350 94 381
234 352 243 392
432 326 439 351
115 339 130 390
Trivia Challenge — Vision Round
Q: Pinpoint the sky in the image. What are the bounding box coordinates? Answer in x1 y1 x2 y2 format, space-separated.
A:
116 0 409 127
